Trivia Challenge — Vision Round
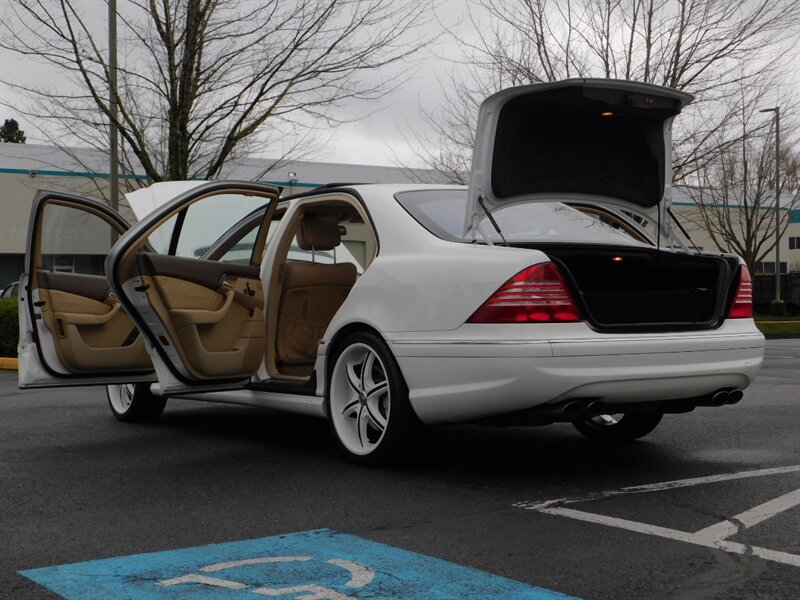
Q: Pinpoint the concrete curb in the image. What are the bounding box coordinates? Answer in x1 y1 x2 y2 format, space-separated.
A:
0 357 18 370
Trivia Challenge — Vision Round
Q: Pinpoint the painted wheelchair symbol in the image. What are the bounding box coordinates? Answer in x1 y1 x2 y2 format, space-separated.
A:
158 555 374 599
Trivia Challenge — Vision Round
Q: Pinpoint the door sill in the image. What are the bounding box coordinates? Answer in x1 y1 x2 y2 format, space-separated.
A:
249 375 316 396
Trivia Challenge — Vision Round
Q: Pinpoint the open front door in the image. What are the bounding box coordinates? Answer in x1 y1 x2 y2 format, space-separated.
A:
106 181 279 395
18 191 154 388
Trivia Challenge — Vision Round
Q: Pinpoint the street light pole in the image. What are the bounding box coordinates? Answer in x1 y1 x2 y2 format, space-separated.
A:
109 0 119 214
760 106 783 315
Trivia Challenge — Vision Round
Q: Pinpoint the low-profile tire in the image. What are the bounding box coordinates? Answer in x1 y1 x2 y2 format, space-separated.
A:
327 331 421 465
107 383 167 423
572 411 663 442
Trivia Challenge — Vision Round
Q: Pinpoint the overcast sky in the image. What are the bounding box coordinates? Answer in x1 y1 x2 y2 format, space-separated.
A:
0 1 473 168
1 1 796 169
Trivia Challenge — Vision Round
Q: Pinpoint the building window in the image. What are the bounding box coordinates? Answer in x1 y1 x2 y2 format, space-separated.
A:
756 261 788 274
789 236 800 250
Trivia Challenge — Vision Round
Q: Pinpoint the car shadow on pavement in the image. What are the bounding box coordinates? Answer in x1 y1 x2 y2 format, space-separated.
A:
150 400 706 489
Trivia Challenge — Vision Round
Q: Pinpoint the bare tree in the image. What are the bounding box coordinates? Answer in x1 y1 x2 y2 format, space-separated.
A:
682 90 800 273
400 0 799 185
0 0 431 194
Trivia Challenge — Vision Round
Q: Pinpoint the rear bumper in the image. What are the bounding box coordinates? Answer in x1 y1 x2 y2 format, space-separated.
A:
388 322 765 425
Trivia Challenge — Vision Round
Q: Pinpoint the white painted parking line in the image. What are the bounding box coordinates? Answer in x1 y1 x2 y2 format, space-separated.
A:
515 465 800 568
693 487 800 543
515 464 800 510
539 508 700 545
538 506 800 568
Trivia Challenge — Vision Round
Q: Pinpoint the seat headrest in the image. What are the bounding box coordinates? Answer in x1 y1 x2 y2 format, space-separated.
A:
297 217 341 251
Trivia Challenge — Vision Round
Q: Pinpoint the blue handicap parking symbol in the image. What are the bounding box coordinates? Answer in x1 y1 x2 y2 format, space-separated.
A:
20 529 579 599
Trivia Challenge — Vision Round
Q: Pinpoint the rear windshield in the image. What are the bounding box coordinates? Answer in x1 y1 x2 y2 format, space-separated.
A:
395 189 647 246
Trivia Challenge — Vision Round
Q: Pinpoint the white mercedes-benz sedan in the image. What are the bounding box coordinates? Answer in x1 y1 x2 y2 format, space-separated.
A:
17 79 765 464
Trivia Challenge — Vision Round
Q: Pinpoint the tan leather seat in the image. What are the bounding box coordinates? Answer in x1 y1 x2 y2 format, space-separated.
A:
276 217 357 374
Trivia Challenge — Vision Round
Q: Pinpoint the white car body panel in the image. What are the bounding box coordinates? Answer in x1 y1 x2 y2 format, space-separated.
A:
387 320 763 424
320 186 549 333
19 179 766 428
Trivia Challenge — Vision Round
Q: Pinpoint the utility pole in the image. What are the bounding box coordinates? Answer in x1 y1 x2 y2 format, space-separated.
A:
109 0 119 214
760 107 784 315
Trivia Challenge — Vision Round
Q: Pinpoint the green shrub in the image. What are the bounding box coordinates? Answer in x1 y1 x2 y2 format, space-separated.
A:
0 298 19 357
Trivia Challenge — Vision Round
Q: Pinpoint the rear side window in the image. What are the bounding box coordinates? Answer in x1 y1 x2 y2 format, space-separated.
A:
395 189 468 241
395 189 646 246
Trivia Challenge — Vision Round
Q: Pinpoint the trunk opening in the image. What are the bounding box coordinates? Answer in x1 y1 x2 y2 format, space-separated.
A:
515 244 739 332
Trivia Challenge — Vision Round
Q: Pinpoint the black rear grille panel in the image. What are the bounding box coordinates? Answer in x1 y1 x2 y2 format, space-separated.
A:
517 243 738 331
582 288 716 325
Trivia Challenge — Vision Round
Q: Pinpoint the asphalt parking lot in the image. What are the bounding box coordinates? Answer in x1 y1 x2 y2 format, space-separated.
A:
1 339 798 599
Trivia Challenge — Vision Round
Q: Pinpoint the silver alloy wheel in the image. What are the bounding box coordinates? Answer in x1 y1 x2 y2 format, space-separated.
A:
330 342 391 456
107 383 136 415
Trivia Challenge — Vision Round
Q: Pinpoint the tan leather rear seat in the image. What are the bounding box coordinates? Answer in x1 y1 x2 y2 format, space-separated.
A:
276 217 357 373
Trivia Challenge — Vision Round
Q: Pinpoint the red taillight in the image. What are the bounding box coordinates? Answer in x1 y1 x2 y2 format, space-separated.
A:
728 265 753 318
468 262 581 323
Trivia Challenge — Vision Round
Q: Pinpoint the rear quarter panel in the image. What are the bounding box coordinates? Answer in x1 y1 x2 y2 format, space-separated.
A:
325 187 549 334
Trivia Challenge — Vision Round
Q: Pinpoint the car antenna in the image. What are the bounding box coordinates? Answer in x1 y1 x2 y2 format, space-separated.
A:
477 195 508 246
667 207 702 255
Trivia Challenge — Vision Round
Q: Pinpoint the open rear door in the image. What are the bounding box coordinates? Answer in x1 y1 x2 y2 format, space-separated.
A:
106 181 279 395
18 191 154 388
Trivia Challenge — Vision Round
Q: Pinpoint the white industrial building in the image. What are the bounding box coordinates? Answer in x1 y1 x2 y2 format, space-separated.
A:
2 142 798 288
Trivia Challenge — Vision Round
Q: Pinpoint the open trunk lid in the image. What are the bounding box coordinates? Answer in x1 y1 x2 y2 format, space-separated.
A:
466 79 694 237
125 181 207 222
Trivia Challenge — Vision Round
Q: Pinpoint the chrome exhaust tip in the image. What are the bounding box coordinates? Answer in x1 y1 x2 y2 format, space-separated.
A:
562 401 586 420
585 400 607 416
726 390 744 405
710 391 730 406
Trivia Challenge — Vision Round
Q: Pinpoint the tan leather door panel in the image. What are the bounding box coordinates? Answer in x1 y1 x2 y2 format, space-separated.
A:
137 253 265 380
36 272 151 373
